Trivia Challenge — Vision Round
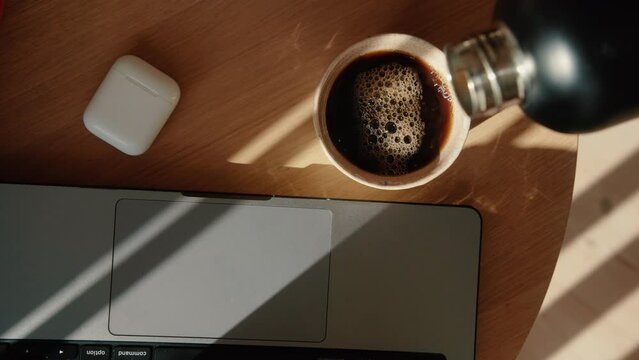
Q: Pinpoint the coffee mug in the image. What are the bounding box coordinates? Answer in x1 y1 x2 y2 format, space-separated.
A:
313 34 470 190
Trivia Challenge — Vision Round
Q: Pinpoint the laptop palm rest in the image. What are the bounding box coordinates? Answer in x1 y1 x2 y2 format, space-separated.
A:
109 199 332 342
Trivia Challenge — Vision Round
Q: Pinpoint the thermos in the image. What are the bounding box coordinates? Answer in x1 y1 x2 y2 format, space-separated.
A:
445 0 638 133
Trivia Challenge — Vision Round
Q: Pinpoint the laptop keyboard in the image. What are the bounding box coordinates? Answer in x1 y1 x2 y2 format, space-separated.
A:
0 342 446 359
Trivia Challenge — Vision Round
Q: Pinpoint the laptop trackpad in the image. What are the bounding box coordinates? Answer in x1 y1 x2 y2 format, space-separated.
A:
108 199 332 342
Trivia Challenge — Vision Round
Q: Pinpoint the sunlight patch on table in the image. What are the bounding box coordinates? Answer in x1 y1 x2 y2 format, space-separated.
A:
283 138 331 168
540 192 639 312
546 287 639 360
228 95 315 165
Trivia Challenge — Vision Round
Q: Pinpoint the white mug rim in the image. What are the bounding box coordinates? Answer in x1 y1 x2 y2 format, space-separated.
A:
313 33 471 190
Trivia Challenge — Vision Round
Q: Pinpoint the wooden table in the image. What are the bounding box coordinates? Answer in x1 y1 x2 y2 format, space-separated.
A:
0 1 577 359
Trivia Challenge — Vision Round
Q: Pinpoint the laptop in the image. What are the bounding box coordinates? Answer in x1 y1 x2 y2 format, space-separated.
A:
0 183 481 360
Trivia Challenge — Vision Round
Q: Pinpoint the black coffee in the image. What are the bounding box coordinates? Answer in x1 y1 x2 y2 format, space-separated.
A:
326 51 452 176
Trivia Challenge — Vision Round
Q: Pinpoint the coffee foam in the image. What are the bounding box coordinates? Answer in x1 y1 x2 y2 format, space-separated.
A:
354 62 426 175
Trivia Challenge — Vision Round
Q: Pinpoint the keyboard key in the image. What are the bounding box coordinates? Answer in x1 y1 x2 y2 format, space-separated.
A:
10 343 44 359
155 345 446 360
81 345 110 360
156 345 302 359
42 344 78 360
0 344 9 360
3 342 445 360
155 347 205 360
113 347 151 360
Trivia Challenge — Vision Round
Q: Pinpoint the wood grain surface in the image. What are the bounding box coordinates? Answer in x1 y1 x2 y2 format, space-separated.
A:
0 1 578 359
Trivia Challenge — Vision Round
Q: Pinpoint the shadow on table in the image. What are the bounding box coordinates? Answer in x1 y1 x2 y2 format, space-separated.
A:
517 146 639 360
519 234 639 360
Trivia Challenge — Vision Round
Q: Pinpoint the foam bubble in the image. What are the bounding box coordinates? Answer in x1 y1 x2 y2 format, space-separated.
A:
354 62 426 175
